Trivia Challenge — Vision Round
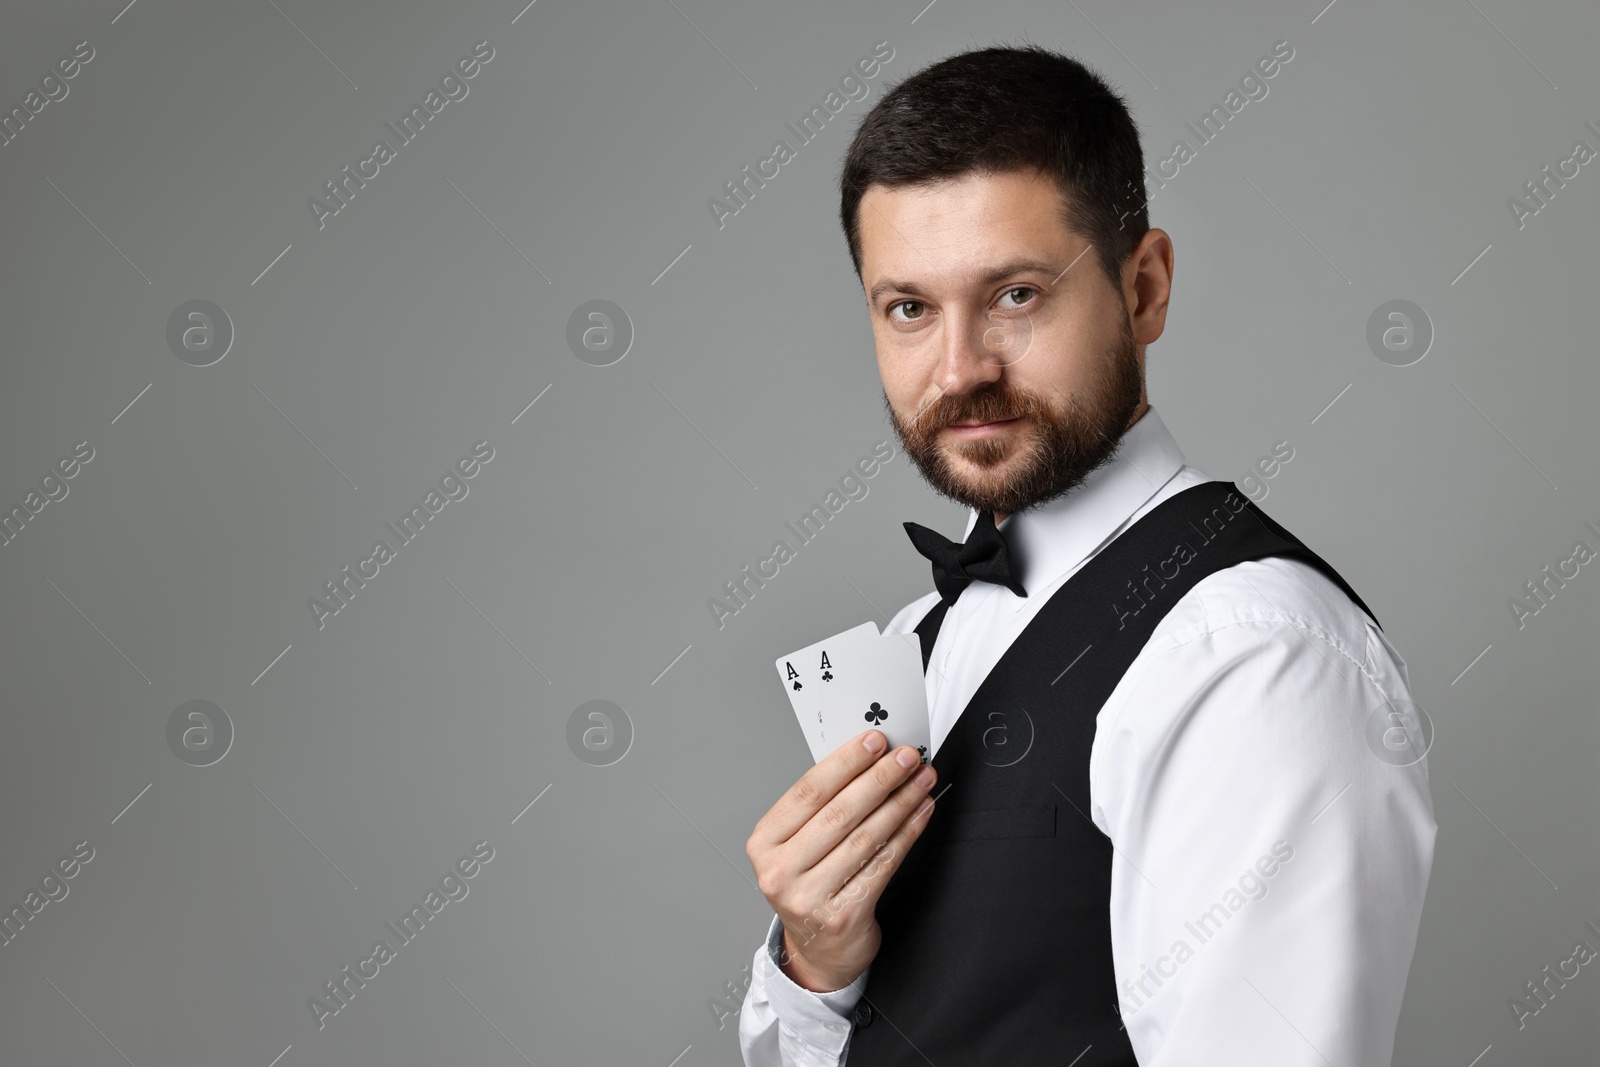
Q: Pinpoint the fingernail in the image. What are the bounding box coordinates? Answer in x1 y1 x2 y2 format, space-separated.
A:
914 766 935 787
862 732 885 754
896 747 917 768
915 796 934 817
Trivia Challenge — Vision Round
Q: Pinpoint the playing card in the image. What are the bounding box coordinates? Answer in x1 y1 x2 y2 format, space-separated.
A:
775 622 880 757
814 631 931 765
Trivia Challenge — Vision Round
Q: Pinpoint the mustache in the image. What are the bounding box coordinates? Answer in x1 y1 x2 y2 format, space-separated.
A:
905 384 1051 435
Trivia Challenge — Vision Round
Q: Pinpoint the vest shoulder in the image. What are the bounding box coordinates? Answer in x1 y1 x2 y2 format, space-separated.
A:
1149 555 1378 664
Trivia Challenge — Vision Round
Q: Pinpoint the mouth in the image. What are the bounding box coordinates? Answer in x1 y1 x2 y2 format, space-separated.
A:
942 417 1022 440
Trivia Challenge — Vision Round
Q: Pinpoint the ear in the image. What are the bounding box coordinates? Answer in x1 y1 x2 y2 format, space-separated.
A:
1123 228 1173 346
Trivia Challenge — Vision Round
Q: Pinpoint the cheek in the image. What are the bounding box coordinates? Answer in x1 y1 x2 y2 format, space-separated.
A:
1014 308 1098 388
873 330 920 398
1067 300 1128 366
881 343 947 413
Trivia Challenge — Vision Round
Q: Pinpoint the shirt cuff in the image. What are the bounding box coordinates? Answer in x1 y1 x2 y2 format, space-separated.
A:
758 913 869 1057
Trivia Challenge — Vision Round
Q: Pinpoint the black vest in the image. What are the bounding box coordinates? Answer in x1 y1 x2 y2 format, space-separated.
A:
846 481 1378 1065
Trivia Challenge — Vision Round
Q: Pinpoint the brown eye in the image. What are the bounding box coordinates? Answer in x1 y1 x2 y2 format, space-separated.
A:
891 300 925 321
999 286 1037 308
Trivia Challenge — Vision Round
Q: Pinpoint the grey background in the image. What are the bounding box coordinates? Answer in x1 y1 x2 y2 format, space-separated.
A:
1 0 1594 1064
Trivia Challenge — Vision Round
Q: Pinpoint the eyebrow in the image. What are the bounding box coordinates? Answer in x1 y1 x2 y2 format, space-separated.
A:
866 257 1067 306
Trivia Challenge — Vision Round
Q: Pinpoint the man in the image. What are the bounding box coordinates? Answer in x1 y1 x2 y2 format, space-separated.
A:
740 43 1435 1066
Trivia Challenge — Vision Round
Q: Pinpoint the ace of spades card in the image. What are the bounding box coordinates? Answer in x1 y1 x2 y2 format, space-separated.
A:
775 622 878 759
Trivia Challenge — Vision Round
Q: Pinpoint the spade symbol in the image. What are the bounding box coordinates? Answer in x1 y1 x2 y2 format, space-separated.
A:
792 681 802 691
864 702 889 725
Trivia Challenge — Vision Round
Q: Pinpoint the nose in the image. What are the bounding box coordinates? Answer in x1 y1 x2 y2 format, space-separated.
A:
934 305 1007 398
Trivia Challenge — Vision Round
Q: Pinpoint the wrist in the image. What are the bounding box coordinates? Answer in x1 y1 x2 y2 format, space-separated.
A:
779 928 851 993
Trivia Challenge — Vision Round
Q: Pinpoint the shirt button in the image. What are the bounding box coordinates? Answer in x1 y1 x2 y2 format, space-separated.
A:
851 1004 874 1028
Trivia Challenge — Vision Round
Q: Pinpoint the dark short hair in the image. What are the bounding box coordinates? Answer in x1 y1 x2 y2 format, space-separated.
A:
839 43 1148 289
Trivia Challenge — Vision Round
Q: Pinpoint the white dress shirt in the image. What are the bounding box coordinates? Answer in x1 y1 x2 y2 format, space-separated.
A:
739 406 1437 1066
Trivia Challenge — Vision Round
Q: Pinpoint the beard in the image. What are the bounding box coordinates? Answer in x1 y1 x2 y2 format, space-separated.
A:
886 312 1143 516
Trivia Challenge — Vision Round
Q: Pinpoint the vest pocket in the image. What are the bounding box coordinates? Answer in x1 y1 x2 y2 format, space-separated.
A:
940 803 1057 842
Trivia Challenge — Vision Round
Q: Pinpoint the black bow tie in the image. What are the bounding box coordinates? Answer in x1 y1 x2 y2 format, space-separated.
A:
903 510 1028 606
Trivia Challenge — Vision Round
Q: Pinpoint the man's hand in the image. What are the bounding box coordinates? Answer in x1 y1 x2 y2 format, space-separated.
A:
745 729 937 993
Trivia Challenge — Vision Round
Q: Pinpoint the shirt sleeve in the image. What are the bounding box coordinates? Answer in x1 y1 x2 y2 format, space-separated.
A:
1089 562 1437 1066
738 912 870 1067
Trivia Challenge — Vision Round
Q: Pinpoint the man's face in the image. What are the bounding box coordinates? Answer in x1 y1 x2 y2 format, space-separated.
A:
858 167 1155 516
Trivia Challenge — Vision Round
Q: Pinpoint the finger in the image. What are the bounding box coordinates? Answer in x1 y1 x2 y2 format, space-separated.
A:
788 754 934 878
828 785 936 910
752 728 895 846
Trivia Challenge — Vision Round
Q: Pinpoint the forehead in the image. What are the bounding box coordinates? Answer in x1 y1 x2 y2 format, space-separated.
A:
857 168 1080 289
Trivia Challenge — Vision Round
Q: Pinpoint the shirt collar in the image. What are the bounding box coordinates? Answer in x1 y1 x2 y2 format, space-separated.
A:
959 405 1187 601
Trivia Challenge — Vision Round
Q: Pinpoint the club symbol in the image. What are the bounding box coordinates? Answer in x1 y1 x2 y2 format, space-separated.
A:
822 671 834 682
864 702 889 725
